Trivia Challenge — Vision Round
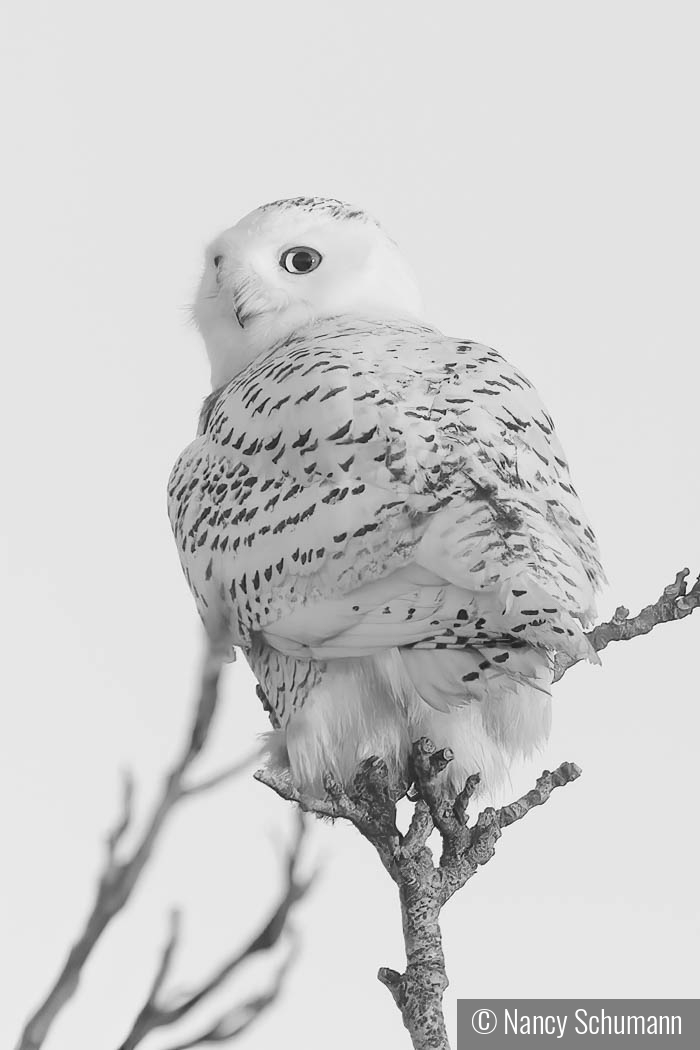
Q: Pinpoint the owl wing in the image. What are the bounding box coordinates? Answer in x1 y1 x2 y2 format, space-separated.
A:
168 317 604 670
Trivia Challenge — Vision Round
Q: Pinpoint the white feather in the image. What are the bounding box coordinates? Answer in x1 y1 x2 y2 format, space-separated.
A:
169 197 606 797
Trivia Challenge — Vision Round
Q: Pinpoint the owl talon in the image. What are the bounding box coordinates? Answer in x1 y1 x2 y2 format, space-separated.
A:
323 772 345 801
430 748 454 775
170 197 605 820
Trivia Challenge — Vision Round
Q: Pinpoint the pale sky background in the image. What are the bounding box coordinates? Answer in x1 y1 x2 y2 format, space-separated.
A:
1 2 699 1048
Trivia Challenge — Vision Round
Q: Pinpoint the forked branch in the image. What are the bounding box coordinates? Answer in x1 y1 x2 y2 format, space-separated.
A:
554 567 700 680
257 566 699 1049
116 810 312 1050
257 748 579 1049
14 647 273 1050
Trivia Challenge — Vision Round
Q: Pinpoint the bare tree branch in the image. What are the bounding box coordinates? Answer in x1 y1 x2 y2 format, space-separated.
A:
257 749 578 1049
106 771 135 864
15 646 257 1050
116 810 312 1050
257 566 698 1048
143 910 182 1007
157 942 300 1050
554 567 700 680
20 565 697 1050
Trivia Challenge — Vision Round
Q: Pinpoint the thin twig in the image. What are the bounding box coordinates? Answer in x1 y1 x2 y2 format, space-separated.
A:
15 645 242 1050
158 942 300 1050
106 772 135 863
554 567 700 680
143 910 182 1007
116 810 312 1050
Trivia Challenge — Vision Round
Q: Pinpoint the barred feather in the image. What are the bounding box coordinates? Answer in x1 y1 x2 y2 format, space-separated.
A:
168 198 605 793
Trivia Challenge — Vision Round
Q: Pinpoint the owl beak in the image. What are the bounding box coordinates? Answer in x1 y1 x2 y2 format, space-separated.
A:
229 284 247 328
232 301 246 329
229 277 259 329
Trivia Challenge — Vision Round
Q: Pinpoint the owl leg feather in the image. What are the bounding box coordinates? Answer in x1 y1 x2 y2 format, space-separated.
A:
254 646 550 798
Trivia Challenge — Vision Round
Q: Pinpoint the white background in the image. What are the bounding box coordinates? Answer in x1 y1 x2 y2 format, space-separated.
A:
1 2 698 1048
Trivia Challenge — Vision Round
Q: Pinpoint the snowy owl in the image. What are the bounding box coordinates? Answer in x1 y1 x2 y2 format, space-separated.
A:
168 197 604 795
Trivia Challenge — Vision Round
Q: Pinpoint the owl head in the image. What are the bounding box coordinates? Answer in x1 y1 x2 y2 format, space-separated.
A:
194 197 424 388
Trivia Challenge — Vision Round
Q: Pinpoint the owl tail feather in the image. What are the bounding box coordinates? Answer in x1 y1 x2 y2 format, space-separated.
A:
399 644 552 760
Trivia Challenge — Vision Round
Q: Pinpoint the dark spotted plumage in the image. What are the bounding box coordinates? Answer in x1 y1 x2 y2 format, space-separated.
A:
170 194 609 793
168 316 604 731
258 196 379 226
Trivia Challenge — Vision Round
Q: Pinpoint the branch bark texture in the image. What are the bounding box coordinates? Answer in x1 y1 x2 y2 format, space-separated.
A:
554 567 700 680
257 750 579 1049
257 566 699 1049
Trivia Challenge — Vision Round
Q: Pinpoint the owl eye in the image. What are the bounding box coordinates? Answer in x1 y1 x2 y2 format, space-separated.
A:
279 246 322 274
213 254 224 268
